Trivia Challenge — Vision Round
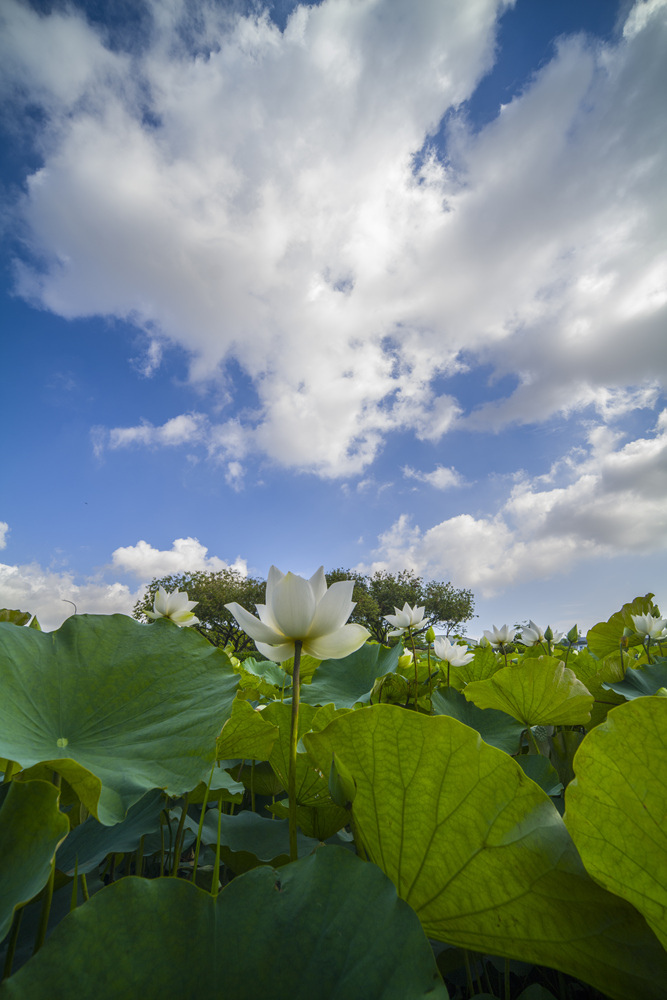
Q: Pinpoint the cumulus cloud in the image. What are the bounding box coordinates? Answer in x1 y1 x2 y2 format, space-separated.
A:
1 0 665 478
111 536 247 578
403 465 464 490
365 411 667 595
0 561 144 630
0 522 8 549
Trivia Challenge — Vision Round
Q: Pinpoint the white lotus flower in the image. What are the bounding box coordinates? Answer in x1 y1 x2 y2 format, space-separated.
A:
631 613 667 639
483 624 515 646
521 620 545 646
433 637 474 668
384 602 427 637
225 566 369 662
145 587 200 627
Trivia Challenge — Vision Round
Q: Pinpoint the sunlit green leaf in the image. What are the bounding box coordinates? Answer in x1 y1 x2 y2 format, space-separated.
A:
303 642 403 708
463 657 593 726
565 697 667 950
216 698 279 761
305 705 667 1000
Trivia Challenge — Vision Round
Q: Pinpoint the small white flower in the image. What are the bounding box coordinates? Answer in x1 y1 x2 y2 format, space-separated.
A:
483 624 515 646
384 602 427 637
521 620 544 646
145 587 200 627
225 566 369 662
631 613 667 639
433 637 474 668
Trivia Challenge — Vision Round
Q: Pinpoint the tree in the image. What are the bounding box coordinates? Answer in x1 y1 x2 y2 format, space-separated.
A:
134 567 475 655
133 568 266 656
325 568 475 644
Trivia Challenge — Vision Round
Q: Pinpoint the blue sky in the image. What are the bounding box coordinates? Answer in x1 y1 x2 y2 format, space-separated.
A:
1 0 665 635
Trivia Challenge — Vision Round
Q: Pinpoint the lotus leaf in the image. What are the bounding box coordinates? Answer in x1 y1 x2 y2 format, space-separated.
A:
303 641 402 708
565 697 667 949
304 705 667 1000
0 848 447 999
0 615 239 824
463 657 593 726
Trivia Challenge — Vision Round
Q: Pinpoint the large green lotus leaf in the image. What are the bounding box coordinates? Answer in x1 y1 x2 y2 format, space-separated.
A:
0 615 239 825
0 780 69 941
562 648 626 726
0 849 447 999
564 697 667 949
431 688 524 754
447 643 502 687
56 789 165 876
603 661 667 700
304 706 667 1000
463 658 593 726
303 642 403 708
216 698 279 761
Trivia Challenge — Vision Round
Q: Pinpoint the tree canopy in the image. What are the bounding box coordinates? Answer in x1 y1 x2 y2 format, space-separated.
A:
133 567 475 655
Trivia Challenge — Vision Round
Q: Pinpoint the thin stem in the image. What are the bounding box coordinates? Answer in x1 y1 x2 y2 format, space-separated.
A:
80 873 89 902
504 956 511 1000
33 859 56 954
212 795 224 898
171 793 190 876
2 907 23 981
135 835 144 879
462 949 474 999
409 633 418 708
250 760 256 813
288 640 303 863
192 762 215 883
70 858 79 912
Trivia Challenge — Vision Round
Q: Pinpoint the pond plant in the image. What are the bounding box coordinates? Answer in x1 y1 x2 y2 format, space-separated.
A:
0 582 665 999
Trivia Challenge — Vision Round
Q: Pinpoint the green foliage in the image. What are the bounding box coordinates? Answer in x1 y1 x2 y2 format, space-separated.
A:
133 568 267 654
326 567 475 642
1 593 667 999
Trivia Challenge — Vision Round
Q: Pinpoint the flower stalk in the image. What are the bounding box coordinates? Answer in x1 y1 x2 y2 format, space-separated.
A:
288 640 303 863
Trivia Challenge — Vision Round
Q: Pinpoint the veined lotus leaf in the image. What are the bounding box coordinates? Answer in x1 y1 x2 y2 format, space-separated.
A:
56 789 165 876
562 648 626 727
0 848 446 1000
586 595 655 660
198 809 321 870
463 657 593 726
603 661 667 701
263 702 332 807
431 688 524 754
0 780 69 942
448 643 501 687
0 615 239 825
564 697 667 950
216 698 279 761
304 705 667 1000
302 641 403 708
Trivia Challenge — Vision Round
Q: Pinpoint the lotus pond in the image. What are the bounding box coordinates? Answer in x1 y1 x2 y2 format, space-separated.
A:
0 590 665 999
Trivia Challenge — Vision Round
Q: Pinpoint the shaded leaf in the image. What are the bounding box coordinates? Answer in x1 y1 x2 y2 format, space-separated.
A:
603 661 667 700
303 642 403 708
431 687 524 754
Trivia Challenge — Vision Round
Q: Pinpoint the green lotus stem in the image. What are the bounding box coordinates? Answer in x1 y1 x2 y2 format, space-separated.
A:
504 956 511 1000
212 795 224 898
70 858 79 912
159 814 166 877
80 872 89 902
135 835 144 879
171 793 190 876
409 632 419 708
250 759 256 812
192 763 215 883
34 858 56 954
463 949 474 998
2 907 23 980
288 639 303 863
526 727 542 756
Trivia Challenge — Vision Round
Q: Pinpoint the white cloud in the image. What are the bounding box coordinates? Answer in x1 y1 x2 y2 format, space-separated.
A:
0 561 143 630
0 522 8 549
365 411 667 595
403 465 464 490
111 536 247 579
2 0 666 477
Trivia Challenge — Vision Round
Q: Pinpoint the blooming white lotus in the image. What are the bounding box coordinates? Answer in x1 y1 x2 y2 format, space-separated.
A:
483 624 515 646
521 621 545 646
631 613 667 639
384 602 427 637
433 637 474 668
225 566 369 662
145 587 200 627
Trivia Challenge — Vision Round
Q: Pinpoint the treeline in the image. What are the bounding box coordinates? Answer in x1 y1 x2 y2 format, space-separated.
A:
133 567 474 656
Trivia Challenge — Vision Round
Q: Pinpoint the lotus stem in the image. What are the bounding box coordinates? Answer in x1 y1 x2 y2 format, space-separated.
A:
463 949 474 998
33 859 56 954
212 795 224 898
70 858 79 912
171 793 190 876
288 639 303 863
192 763 215 883
504 956 511 1000
2 907 23 981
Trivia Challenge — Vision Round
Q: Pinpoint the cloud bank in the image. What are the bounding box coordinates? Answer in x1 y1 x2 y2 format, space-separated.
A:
1 0 664 479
